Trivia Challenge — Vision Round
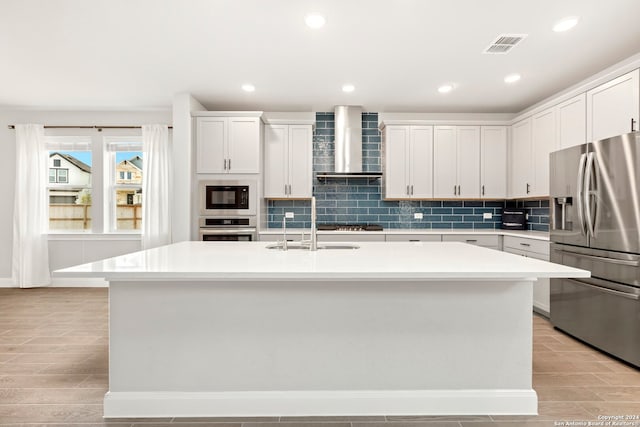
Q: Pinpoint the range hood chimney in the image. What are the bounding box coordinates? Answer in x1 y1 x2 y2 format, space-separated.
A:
316 106 382 180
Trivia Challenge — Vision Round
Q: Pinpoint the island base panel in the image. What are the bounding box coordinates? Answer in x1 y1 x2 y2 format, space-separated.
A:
106 280 537 417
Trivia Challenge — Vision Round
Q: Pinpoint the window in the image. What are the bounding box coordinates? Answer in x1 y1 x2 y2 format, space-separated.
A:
47 141 92 231
107 138 143 231
45 131 149 234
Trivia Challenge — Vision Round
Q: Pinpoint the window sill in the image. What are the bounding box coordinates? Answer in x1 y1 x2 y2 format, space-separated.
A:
47 232 142 241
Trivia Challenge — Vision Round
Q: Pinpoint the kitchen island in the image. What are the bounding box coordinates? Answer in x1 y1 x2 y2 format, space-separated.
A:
57 241 589 418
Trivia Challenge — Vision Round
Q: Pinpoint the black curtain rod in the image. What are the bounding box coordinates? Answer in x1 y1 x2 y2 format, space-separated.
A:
7 125 172 131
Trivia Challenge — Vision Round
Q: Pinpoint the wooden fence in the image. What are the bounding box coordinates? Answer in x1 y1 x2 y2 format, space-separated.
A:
49 204 141 230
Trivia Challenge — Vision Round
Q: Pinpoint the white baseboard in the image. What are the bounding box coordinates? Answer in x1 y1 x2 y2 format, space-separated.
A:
0 276 107 288
0 277 16 287
104 389 538 418
51 277 107 287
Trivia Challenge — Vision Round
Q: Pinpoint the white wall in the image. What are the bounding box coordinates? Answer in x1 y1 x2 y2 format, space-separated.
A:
172 93 206 242
0 109 171 286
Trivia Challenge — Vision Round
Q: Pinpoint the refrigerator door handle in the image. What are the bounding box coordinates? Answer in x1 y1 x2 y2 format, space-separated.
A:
576 153 588 236
565 278 640 300
555 249 640 266
584 152 597 238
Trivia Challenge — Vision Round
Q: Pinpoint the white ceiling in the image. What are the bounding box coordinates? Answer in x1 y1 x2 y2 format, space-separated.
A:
2 0 640 113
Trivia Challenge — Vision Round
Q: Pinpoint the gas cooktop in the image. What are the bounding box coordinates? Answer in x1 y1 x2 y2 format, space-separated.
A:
317 224 384 232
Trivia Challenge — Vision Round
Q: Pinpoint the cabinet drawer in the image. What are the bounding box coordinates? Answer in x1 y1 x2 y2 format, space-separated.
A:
503 236 549 257
318 234 386 242
259 233 303 242
386 234 442 242
442 234 500 248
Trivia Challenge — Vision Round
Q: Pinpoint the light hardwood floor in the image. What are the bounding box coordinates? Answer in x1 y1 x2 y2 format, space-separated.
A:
0 288 639 426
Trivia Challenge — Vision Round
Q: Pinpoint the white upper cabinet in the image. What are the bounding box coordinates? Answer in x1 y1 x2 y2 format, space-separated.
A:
480 126 507 199
196 117 226 173
196 115 261 174
509 109 559 198
264 124 313 198
433 126 480 198
382 125 433 199
557 93 586 149
510 118 532 198
531 108 557 197
433 126 457 198
409 126 435 198
227 118 261 173
587 69 640 142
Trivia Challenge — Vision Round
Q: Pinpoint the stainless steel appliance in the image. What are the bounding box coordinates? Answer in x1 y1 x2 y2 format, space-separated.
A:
317 223 383 231
198 216 257 241
550 131 640 367
199 180 256 216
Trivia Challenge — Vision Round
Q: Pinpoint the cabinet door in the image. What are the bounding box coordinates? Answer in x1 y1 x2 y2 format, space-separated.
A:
288 125 313 198
587 69 640 142
457 126 480 198
510 118 532 198
531 108 557 197
196 117 226 173
409 126 433 198
433 126 458 198
480 126 507 199
557 94 586 149
383 126 410 199
228 117 260 173
263 124 288 198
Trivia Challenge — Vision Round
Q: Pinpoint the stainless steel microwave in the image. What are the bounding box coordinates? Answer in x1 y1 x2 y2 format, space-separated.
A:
199 180 257 216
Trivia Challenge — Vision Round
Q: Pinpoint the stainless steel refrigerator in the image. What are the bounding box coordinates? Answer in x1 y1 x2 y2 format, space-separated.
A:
550 131 640 368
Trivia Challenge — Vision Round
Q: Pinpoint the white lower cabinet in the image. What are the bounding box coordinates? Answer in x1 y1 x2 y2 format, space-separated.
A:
442 234 501 250
503 236 551 315
385 234 442 242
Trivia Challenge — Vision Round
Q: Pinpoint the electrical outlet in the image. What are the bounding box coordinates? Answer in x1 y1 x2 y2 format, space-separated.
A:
483 212 492 219
285 212 294 219
414 212 423 220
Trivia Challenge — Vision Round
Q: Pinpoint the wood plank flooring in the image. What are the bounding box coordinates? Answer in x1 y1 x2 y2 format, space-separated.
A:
0 288 639 426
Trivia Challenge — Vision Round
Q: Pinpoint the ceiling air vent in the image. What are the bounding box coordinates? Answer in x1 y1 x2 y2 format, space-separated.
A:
483 34 528 54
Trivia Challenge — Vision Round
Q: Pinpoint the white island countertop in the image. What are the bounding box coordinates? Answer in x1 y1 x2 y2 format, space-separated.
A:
56 241 588 281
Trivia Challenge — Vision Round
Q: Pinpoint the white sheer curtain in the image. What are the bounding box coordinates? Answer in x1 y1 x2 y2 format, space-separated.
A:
142 125 171 249
12 124 51 288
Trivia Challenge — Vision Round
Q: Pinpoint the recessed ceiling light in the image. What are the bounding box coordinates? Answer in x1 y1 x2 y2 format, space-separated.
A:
305 14 326 29
438 84 454 94
553 16 579 32
342 84 355 93
504 73 521 84
241 84 255 92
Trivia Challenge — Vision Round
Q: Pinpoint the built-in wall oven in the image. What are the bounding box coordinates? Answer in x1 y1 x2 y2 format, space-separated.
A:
199 180 257 216
199 217 257 241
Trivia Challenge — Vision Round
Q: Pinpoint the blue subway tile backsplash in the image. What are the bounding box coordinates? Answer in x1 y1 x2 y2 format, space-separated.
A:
267 112 550 231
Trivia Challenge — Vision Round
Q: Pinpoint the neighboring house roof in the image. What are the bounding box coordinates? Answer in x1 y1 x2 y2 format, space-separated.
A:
50 152 91 173
120 155 143 170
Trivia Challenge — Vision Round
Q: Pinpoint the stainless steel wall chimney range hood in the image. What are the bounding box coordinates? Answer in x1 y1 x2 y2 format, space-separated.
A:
316 105 382 181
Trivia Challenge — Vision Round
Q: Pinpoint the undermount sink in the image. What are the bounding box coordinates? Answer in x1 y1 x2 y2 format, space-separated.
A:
265 243 360 250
